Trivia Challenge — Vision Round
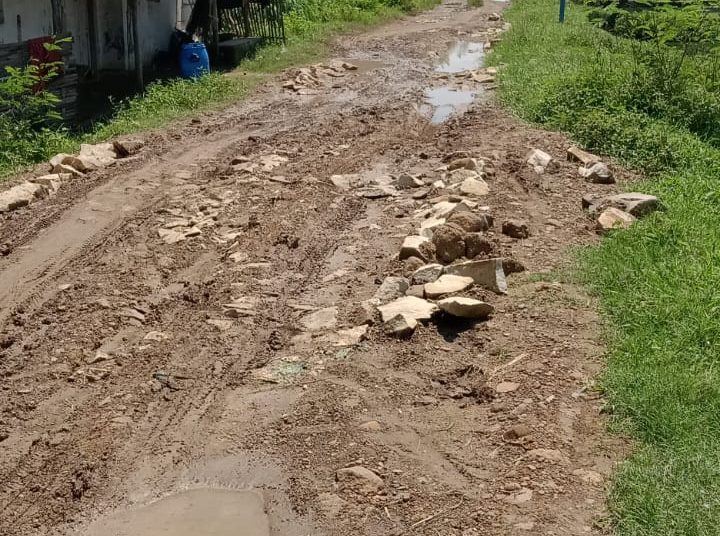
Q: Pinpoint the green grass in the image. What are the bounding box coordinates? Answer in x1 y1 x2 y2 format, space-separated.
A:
0 0 437 178
492 1 720 535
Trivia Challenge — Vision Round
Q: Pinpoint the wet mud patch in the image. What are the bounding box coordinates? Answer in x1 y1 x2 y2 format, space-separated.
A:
81 489 269 536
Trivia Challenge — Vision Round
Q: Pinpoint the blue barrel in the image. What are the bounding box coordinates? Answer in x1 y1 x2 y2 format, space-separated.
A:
179 42 210 79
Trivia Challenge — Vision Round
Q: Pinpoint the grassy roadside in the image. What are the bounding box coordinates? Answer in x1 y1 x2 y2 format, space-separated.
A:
1 0 437 177
491 0 720 534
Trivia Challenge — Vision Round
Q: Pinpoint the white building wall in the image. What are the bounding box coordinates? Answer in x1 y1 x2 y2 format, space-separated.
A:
0 0 189 70
0 0 53 44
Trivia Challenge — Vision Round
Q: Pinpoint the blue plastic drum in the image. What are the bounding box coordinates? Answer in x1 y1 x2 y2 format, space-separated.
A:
179 42 210 79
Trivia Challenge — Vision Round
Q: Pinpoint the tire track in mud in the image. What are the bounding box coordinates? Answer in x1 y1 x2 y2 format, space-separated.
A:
0 106 392 532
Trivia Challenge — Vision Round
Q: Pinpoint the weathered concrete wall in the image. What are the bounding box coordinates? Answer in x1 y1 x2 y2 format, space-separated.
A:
0 0 189 71
0 0 53 44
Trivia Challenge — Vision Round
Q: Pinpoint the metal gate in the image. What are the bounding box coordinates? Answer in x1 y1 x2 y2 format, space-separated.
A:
220 0 285 43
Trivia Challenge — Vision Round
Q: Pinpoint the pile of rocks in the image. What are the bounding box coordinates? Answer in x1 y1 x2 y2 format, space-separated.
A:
565 146 660 231
0 140 141 214
282 61 359 94
584 191 660 232
333 153 529 338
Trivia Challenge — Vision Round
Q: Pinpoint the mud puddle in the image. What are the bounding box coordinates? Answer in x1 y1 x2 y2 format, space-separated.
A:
435 41 485 73
79 489 269 536
337 58 387 73
423 87 476 123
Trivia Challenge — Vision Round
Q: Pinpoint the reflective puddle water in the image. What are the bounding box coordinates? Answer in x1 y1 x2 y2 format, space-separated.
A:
435 41 485 73
424 87 477 124
423 40 486 123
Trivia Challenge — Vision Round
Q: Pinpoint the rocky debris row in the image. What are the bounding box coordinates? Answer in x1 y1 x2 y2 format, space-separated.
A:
329 152 534 338
0 140 142 214
283 61 359 94
527 145 661 232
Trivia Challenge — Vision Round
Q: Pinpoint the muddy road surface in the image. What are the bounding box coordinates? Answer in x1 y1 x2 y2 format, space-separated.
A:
0 1 622 535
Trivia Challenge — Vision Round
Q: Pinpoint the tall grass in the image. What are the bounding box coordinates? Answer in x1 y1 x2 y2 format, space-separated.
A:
492 0 720 534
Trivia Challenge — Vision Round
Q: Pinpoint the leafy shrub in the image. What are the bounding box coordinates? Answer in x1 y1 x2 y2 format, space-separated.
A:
0 38 74 174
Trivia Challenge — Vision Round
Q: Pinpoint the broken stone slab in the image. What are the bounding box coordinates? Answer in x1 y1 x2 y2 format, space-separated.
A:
399 235 430 261
600 192 660 217
300 306 338 331
55 163 85 177
597 207 635 231
119 307 146 323
336 466 384 495
79 143 118 169
158 228 186 244
448 157 482 172
0 181 47 213
580 162 614 184
370 276 410 305
377 296 439 323
50 153 90 173
396 173 424 189
459 177 490 197
328 325 369 346
430 200 472 219
383 313 418 338
567 146 600 166
112 139 144 158
424 274 474 299
29 173 65 195
443 258 508 294
411 263 443 285
438 297 494 319
526 148 552 173
406 285 425 298
501 219 530 239
419 216 446 239
183 226 202 238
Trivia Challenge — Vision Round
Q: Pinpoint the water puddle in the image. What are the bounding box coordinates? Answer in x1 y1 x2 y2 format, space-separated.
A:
80 488 270 536
336 58 387 74
424 87 477 123
435 41 485 74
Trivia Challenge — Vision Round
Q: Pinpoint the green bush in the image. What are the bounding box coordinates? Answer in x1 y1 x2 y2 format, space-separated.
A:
0 38 75 174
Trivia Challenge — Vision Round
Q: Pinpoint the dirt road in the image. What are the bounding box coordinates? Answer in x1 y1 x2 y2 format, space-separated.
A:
0 1 623 534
